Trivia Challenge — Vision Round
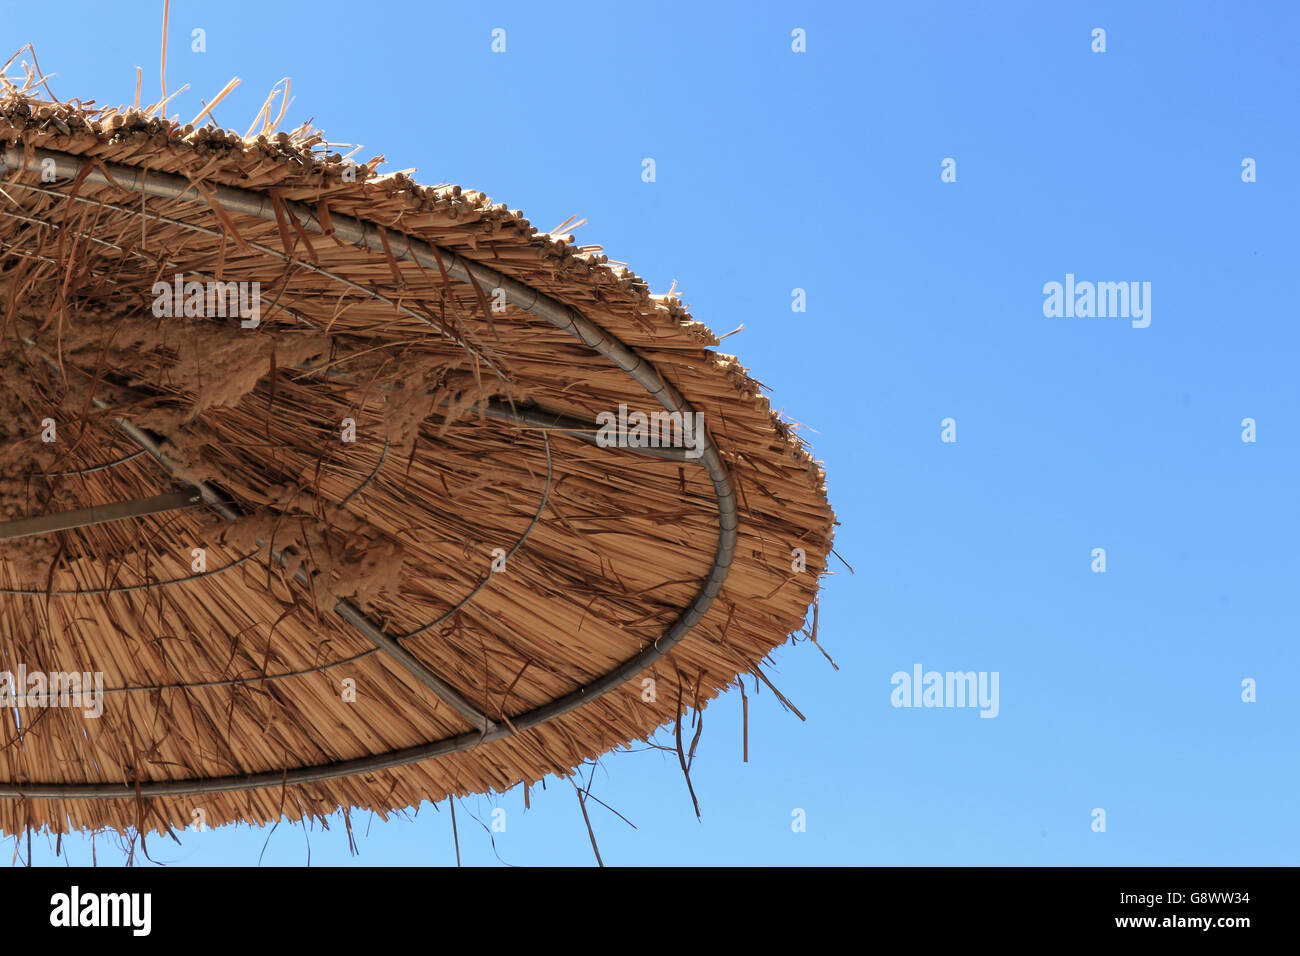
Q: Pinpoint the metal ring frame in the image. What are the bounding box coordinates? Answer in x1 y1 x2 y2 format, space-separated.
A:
0 145 738 800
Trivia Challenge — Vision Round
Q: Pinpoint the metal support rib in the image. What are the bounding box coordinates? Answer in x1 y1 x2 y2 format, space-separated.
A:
0 146 739 799
0 490 201 541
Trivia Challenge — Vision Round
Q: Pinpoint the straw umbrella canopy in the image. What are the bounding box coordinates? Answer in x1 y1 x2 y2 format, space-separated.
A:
0 71 835 837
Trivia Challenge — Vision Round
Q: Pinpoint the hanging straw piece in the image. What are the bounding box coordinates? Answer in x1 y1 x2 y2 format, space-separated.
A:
144 83 189 119
243 82 282 140
189 77 241 130
263 78 292 136
159 0 169 106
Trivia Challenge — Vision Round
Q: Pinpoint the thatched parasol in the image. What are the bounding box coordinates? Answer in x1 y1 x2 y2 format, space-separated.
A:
0 51 835 839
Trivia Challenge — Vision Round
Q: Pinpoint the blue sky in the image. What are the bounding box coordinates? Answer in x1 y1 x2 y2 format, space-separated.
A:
8 0 1298 865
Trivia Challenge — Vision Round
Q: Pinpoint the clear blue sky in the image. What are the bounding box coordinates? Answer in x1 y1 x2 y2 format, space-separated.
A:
9 0 1298 865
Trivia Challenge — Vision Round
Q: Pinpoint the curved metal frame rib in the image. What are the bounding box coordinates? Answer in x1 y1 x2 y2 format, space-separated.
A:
0 147 738 800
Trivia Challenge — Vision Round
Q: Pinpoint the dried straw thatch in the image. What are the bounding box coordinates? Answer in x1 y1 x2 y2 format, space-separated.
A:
0 48 835 838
